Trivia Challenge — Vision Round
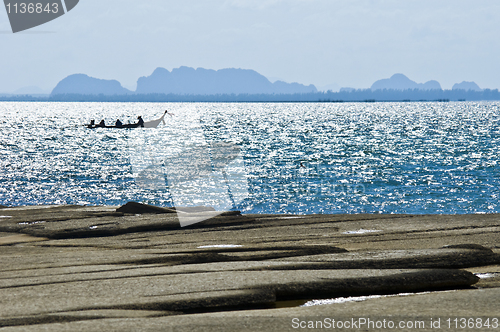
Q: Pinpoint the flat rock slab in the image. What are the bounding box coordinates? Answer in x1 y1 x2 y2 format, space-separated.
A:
2 287 498 332
1 244 497 273
1 206 500 249
0 310 171 329
0 205 242 239
0 233 47 246
0 244 347 271
0 206 178 238
0 248 492 289
1 205 499 330
0 269 477 327
272 248 500 269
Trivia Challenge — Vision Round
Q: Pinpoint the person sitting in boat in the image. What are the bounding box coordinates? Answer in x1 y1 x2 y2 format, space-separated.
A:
115 119 123 128
137 116 144 127
97 120 106 127
87 120 95 128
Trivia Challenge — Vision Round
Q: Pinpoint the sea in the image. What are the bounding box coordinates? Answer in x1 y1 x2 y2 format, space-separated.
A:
1 101 500 215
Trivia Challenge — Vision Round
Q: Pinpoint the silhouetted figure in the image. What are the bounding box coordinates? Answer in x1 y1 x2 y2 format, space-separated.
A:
87 120 95 128
97 120 105 127
137 116 144 127
300 162 306 168
115 119 123 128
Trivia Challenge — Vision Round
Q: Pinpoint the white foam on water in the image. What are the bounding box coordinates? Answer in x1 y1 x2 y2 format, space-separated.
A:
0 216 12 218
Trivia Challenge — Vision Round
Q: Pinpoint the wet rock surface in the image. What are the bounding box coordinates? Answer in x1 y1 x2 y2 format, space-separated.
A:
0 204 499 331
115 202 177 214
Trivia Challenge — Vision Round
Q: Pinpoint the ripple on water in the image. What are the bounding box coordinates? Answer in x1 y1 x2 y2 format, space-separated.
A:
1 101 500 215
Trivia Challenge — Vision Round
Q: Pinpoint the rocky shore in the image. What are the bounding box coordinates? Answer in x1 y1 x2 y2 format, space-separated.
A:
0 203 499 331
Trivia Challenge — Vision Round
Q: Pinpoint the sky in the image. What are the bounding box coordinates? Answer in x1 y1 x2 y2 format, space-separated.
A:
0 0 499 93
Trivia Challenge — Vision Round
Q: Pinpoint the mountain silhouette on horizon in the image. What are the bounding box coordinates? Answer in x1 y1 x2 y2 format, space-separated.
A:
51 74 132 95
452 81 482 91
136 67 317 95
371 73 442 91
49 70 485 97
51 67 317 96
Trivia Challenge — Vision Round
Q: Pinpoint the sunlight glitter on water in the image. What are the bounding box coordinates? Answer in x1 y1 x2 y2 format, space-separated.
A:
1 101 500 215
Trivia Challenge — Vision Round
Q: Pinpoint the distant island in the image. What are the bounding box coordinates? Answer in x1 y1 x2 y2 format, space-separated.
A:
52 74 132 95
452 81 482 92
136 67 317 95
1 69 499 102
51 67 317 97
371 74 442 91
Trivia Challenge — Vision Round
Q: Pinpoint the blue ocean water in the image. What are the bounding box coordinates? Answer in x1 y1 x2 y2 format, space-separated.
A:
1 101 500 215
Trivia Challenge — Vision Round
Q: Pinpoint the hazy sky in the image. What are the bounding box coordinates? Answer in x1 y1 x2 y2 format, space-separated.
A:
1 0 499 93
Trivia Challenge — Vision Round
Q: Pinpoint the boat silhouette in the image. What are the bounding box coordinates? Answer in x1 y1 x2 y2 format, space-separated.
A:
86 110 171 129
